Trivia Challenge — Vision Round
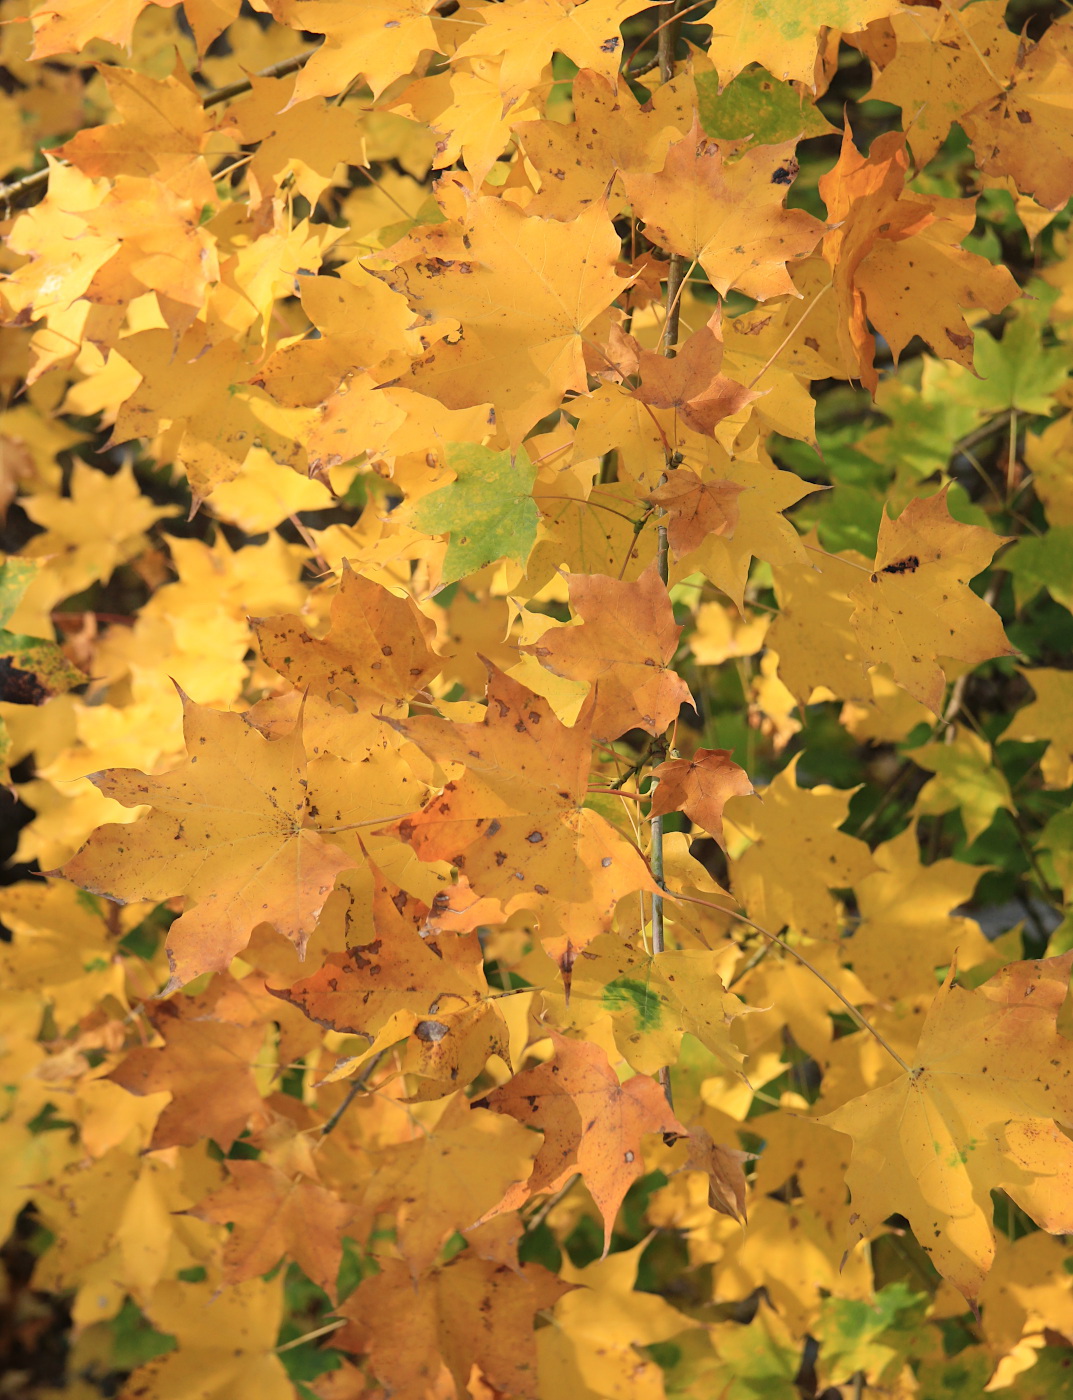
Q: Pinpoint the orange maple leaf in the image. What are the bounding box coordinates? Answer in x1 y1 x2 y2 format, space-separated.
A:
631 309 757 436
648 467 745 558
482 1030 684 1253
650 748 755 849
522 563 694 739
819 128 1020 391
384 667 658 958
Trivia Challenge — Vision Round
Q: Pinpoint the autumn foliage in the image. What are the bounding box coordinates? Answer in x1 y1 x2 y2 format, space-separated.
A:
4 0 1073 1396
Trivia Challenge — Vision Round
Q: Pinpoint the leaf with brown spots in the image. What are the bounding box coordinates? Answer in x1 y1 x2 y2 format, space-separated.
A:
521 563 694 740
271 863 509 1096
383 666 658 958
847 488 1016 713
819 127 1019 391
61 694 356 989
481 1029 684 1253
254 561 440 713
622 118 826 301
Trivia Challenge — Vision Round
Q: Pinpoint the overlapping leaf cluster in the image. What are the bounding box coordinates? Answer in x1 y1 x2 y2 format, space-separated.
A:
2 0 1073 1396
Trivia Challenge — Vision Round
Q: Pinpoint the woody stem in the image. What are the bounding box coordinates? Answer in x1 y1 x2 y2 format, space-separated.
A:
649 0 686 1111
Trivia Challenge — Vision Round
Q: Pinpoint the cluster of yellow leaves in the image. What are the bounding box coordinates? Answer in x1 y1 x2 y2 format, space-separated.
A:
1 0 1073 1398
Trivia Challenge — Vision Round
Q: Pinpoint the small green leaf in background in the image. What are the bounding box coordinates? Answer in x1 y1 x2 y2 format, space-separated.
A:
815 1282 928 1391
696 67 836 147
910 731 1015 846
411 443 538 585
970 298 1072 417
1000 528 1073 612
0 557 39 631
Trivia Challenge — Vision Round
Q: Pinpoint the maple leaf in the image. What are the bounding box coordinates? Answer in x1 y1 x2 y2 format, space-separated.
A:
647 467 745 558
515 67 691 220
108 325 305 501
410 441 540 584
1004 668 1073 788
272 863 508 1095
254 562 440 713
819 128 1020 391
910 729 1014 846
483 1029 685 1252
28 0 180 57
192 1159 352 1297
452 0 651 98
108 978 270 1150
683 452 822 613
121 1275 293 1400
387 196 625 446
522 564 694 740
57 66 209 180
631 309 758 437
61 695 357 988
707 0 904 86
362 1094 541 1272
336 1255 569 1400
962 15 1073 212
542 932 746 1077
847 488 1015 713
622 121 826 301
848 825 993 1001
650 747 755 849
821 954 1073 1302
263 0 444 102
385 666 657 957
398 57 542 188
867 1 1019 167
724 756 876 941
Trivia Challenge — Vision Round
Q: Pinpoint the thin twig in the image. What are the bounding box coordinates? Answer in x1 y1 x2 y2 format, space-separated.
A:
658 0 687 83
523 1173 581 1232
319 1047 391 1137
201 48 320 109
275 1319 347 1354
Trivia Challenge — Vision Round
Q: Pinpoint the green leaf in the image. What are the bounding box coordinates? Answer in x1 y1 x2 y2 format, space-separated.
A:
696 67 836 147
1004 1346 1073 1397
971 306 1073 417
411 442 538 584
1038 807 1073 901
815 1282 927 1389
711 1302 802 1398
917 1349 993 1399
0 558 39 631
1000 528 1073 611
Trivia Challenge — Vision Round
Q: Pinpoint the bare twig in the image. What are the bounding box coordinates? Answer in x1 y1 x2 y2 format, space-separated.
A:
319 1047 391 1137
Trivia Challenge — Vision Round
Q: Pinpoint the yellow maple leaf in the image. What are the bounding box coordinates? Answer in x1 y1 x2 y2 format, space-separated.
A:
388 196 625 446
62 696 360 988
821 953 1073 1302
